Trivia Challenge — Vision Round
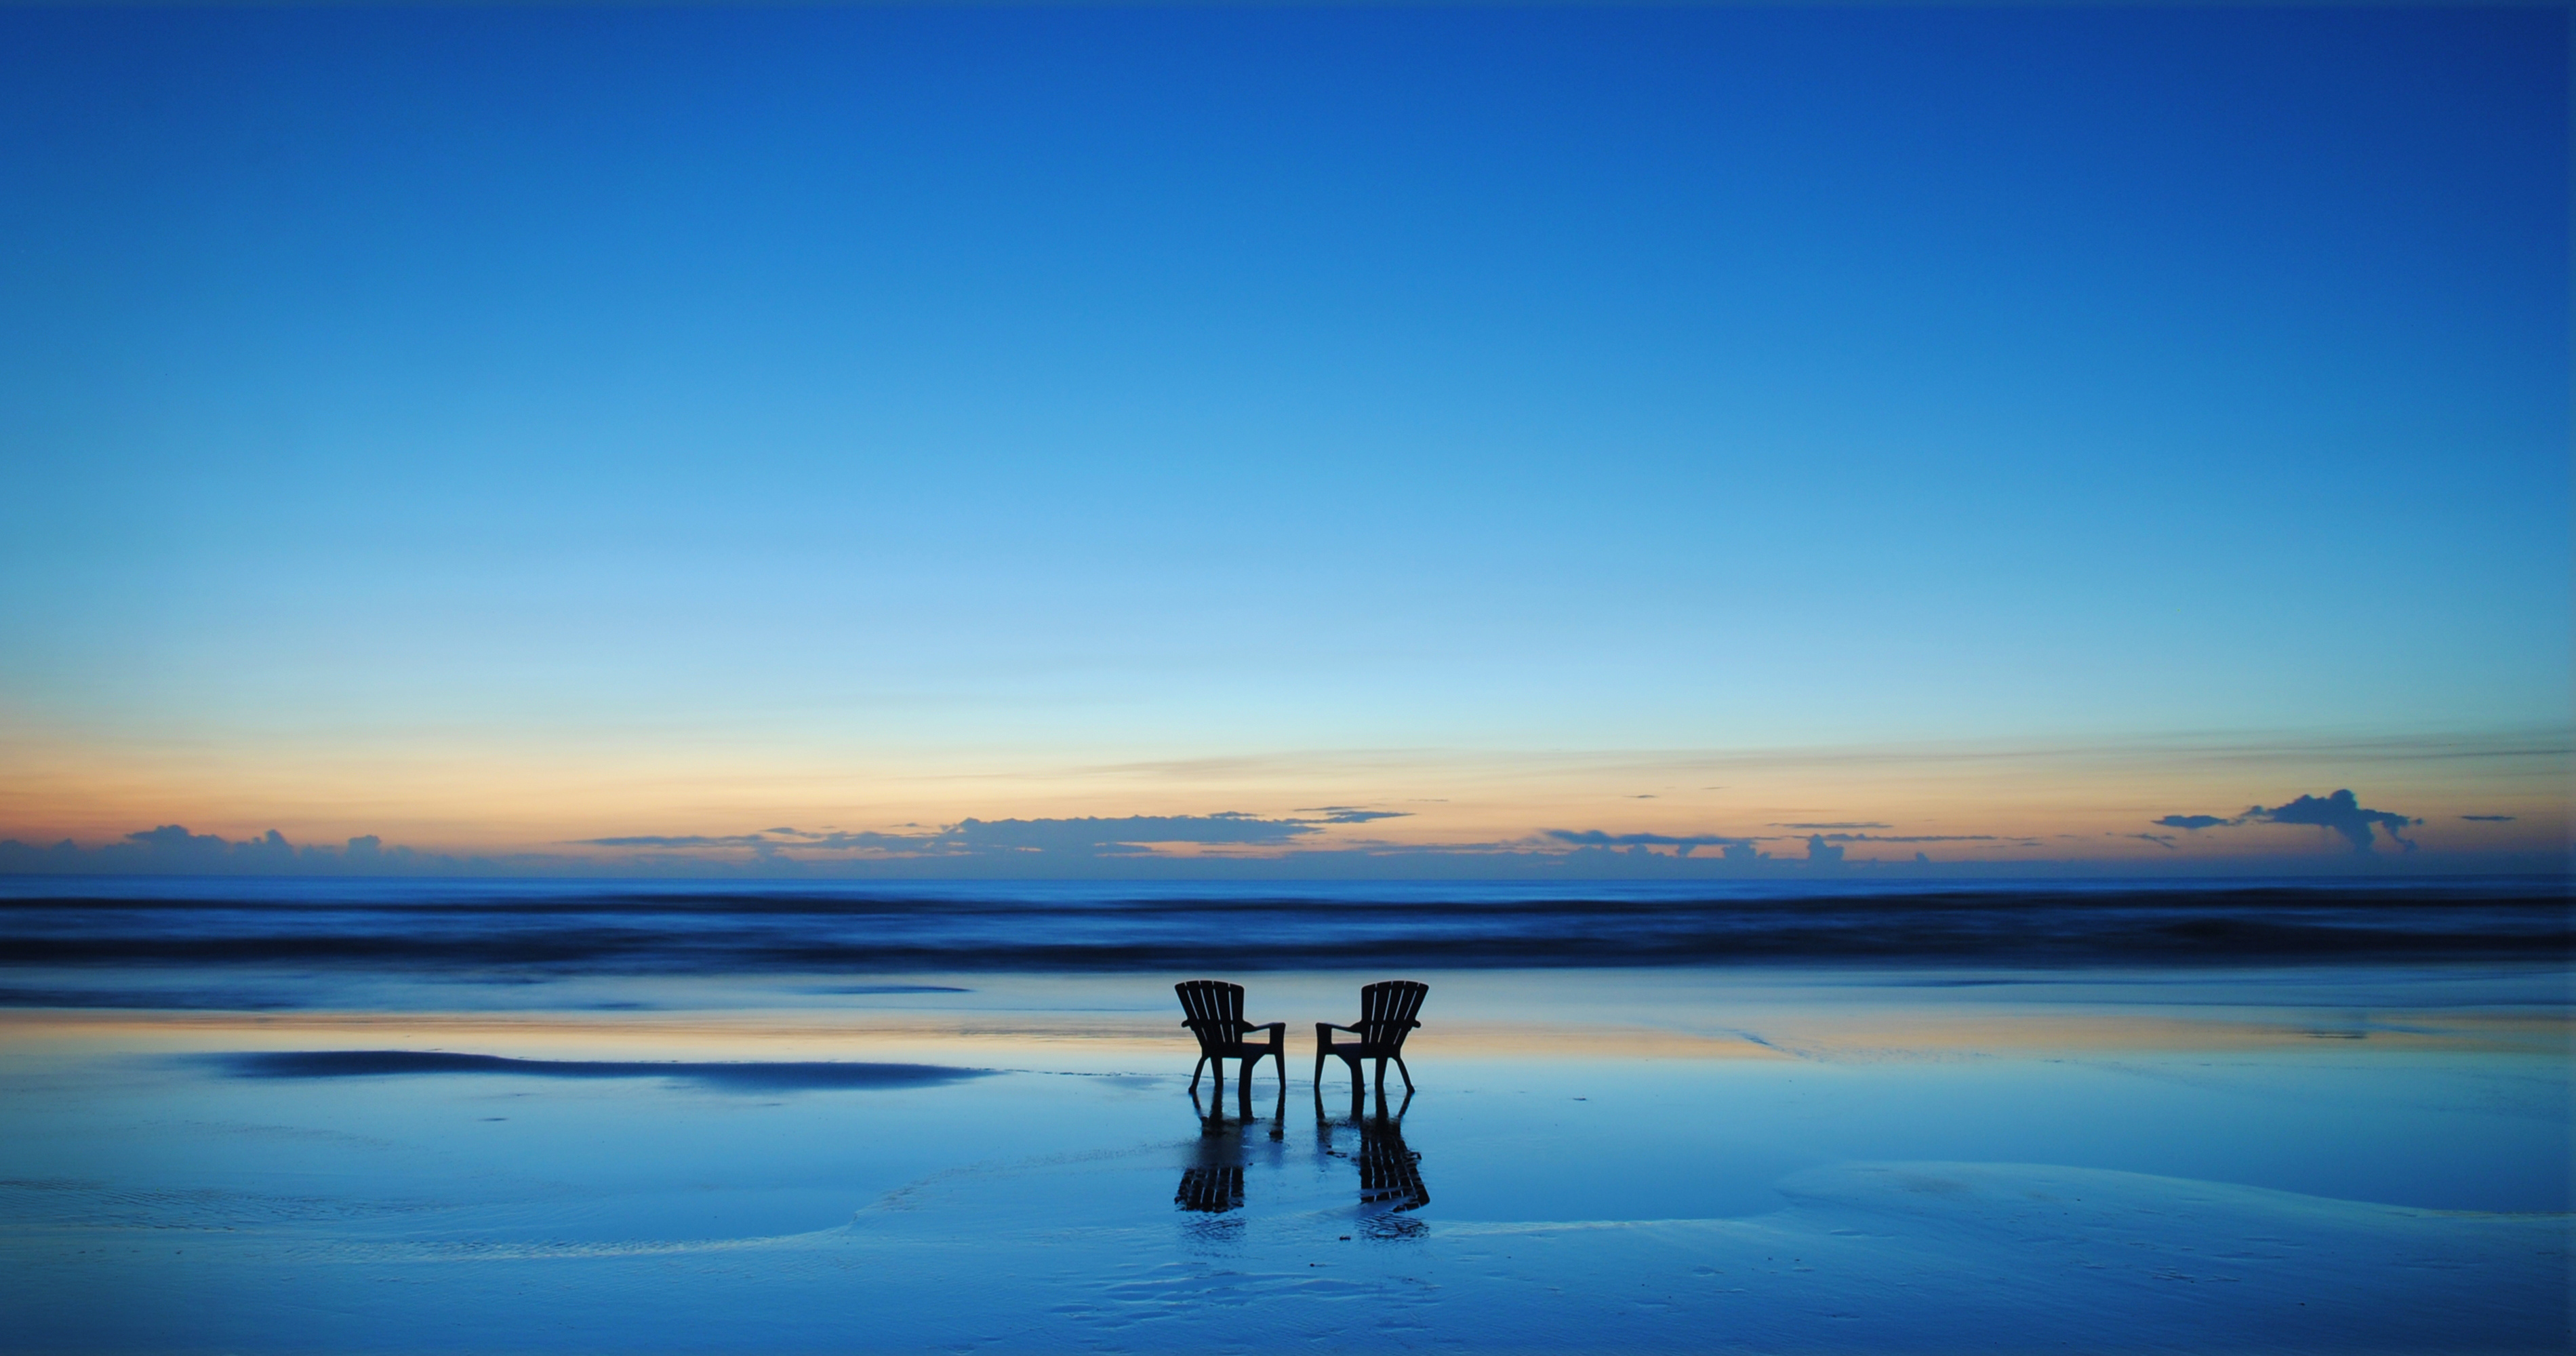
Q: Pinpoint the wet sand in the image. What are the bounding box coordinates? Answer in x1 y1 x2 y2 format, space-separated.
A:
1 965 2567 1352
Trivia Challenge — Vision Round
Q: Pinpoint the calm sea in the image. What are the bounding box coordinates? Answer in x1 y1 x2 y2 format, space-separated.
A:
0 877 2563 990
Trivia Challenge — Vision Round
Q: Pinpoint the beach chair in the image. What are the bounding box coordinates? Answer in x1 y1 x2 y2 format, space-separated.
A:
1314 980 1427 1096
1175 980 1287 1098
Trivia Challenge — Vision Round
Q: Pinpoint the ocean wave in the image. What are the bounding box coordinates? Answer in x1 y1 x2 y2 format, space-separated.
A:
0 878 2564 976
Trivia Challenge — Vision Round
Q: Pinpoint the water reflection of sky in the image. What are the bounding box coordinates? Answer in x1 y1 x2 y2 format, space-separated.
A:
0 964 2567 1350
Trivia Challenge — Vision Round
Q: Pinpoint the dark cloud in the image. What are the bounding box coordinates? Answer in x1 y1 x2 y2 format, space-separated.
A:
1542 829 1752 858
1544 830 1745 847
5 787 2465 879
582 817 1329 856
938 814 1319 854
578 830 932 852
0 826 458 875
797 831 940 850
2249 791 2417 853
577 812 1405 861
2152 791 2421 854
1291 807 1411 824
2461 814 2516 822
1772 822 1891 830
1812 833 1997 843
578 834 776 848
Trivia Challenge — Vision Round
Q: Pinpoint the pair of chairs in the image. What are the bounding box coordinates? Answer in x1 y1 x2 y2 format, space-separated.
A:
1176 979 1426 1098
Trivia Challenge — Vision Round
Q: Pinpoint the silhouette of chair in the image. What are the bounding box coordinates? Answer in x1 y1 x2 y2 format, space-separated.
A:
1314 980 1427 1096
1175 980 1286 1100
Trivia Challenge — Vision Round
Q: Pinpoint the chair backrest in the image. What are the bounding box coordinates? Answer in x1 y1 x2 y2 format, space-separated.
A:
1175 980 1245 1054
1356 980 1428 1049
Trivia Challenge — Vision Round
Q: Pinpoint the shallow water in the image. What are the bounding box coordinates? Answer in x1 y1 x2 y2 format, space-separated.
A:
1 955 2567 1352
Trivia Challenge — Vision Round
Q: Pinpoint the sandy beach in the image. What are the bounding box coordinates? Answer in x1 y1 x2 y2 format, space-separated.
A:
3 959 2565 1353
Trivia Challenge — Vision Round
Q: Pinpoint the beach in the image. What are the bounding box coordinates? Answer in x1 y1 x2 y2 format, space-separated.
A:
1 884 2567 1353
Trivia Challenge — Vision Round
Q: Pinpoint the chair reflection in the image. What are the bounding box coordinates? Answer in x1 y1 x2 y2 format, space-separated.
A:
1316 1085 1430 1231
1355 1114 1429 1214
1175 1084 1283 1214
1174 1163 1243 1213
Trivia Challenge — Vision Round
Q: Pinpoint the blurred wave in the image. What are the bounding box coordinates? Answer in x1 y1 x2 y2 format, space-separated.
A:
0 877 2564 978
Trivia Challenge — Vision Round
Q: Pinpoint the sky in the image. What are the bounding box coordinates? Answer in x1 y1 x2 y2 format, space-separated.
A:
0 5 2567 876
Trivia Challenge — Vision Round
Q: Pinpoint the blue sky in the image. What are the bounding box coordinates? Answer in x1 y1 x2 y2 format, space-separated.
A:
0 6 2565 872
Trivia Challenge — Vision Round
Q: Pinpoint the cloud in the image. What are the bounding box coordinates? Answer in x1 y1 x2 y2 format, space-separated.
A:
797 831 942 850
567 811 1414 862
2152 791 2421 854
1810 833 1997 843
1291 807 1411 824
1771 822 1891 830
937 814 1323 854
578 834 776 848
575 830 929 852
0 825 462 875
1542 829 1754 858
2248 791 2417 853
9 786 2478 880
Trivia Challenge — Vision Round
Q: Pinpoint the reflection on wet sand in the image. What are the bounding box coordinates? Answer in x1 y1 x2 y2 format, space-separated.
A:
1177 1085 1284 1215
1171 1082 1433 1233
1321 1086 1429 1236
1172 1080 1435 1238
1173 1163 1243 1213
1354 1113 1428 1216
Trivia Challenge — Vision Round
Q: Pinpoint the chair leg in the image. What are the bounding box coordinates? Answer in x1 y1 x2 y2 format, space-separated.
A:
1312 1044 1327 1087
1373 1058 1386 1096
1394 1055 1413 1093
1188 1055 1205 1093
